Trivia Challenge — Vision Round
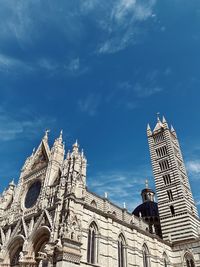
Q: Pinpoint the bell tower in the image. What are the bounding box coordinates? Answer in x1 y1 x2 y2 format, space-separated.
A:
147 115 200 242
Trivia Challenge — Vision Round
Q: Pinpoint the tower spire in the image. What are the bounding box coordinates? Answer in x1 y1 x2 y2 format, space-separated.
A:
153 113 164 132
162 116 166 123
147 123 152 136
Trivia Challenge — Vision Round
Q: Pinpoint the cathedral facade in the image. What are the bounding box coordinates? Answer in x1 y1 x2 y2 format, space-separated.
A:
0 117 199 267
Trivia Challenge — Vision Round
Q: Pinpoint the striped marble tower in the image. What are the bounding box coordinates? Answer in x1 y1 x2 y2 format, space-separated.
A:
147 115 200 242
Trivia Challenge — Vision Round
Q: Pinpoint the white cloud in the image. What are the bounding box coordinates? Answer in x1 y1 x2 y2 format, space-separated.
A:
37 58 58 71
0 108 55 141
133 83 163 98
186 160 200 174
0 54 32 73
78 94 101 116
0 1 157 56
88 167 152 210
98 0 156 54
68 58 80 72
196 200 200 206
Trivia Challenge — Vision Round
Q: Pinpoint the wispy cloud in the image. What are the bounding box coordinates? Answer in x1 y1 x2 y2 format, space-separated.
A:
97 0 157 54
109 70 163 110
88 166 152 210
0 107 55 141
78 94 101 116
68 58 80 72
0 0 158 68
65 57 89 76
133 83 162 98
186 160 200 178
0 54 32 73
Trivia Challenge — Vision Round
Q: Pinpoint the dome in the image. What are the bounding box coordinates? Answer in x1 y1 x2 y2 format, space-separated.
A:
132 201 159 217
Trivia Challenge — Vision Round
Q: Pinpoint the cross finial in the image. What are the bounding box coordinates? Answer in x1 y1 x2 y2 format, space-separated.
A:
44 129 50 140
145 179 149 189
59 129 63 140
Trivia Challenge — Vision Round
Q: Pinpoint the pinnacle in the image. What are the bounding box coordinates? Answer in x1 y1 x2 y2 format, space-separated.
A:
43 129 50 141
9 179 15 186
171 125 175 132
57 129 64 144
162 116 167 123
81 148 84 157
73 139 79 148
72 139 79 154
59 129 63 139
147 123 151 131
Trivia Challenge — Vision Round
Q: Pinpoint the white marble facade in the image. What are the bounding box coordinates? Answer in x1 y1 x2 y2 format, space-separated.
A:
0 119 200 267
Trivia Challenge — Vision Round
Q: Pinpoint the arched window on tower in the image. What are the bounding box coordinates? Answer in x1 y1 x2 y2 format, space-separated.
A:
118 234 126 267
87 222 98 264
142 244 150 267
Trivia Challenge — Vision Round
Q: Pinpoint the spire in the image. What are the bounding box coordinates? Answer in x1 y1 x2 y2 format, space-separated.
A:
58 130 63 142
52 130 64 147
171 125 175 132
162 116 166 123
72 139 79 154
162 115 169 129
43 129 50 141
9 179 15 187
32 147 35 156
171 124 177 137
66 150 70 160
147 124 151 131
147 123 152 136
74 139 78 147
153 113 164 132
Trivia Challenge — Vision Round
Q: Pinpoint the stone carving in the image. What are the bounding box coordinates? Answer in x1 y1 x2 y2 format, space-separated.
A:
0 128 199 267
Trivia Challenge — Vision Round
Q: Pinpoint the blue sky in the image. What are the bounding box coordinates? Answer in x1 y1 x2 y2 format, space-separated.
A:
0 0 200 213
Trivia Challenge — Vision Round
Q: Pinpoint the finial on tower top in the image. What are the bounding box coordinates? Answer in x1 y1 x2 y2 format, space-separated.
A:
157 112 160 122
145 179 149 189
74 139 78 147
72 139 79 153
58 129 63 141
43 129 50 140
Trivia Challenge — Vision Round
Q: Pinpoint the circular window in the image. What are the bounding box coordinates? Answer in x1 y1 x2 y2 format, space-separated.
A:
25 180 41 209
